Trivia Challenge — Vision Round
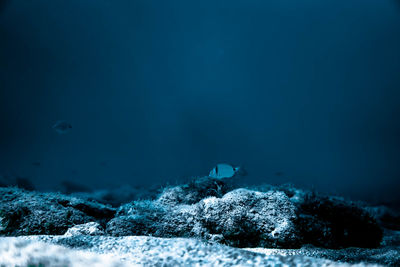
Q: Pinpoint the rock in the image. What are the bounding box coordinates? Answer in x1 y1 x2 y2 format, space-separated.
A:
0 235 373 266
107 188 301 248
110 179 384 249
157 176 234 206
250 184 384 248
195 189 300 248
381 229 400 247
0 237 125 267
0 187 115 236
296 192 383 248
365 205 400 231
0 178 385 251
248 229 400 266
64 222 105 237
248 183 308 206
106 200 167 236
248 237 400 266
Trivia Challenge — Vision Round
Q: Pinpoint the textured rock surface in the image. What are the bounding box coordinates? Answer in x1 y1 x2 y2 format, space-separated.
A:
157 176 234 206
64 222 105 237
107 179 383 249
106 199 167 236
366 205 400 231
296 193 383 248
0 178 397 265
0 237 124 267
247 229 400 267
107 188 301 248
0 187 115 236
195 189 300 247
0 236 377 267
0 179 386 250
250 183 384 248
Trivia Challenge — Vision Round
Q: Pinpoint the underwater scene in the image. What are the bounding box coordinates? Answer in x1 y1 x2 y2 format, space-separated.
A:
1 0 400 266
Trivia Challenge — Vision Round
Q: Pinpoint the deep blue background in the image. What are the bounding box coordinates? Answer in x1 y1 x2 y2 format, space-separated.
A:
1 0 400 204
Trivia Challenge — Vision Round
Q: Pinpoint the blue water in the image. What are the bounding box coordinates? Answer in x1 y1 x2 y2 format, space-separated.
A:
0 0 399 206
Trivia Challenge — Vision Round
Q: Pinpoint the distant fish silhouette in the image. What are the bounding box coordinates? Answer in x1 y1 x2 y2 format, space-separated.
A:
32 161 41 167
0 175 35 190
52 120 72 134
61 180 92 194
100 161 107 167
209 163 243 179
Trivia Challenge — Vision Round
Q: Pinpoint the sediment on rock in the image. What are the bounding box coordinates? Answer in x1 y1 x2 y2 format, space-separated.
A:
0 187 115 236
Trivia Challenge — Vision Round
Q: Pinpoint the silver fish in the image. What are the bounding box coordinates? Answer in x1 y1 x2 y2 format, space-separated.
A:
209 163 241 179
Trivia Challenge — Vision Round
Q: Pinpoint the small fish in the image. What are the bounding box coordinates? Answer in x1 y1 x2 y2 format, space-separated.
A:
100 161 107 167
209 163 242 179
61 180 92 194
32 161 41 167
52 120 72 134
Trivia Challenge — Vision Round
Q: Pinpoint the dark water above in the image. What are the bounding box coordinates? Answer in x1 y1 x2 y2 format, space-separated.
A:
1 0 400 206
